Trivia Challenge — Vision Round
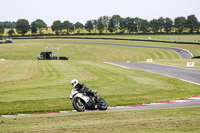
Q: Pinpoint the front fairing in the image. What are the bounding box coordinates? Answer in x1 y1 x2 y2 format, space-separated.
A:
69 89 89 102
69 89 78 100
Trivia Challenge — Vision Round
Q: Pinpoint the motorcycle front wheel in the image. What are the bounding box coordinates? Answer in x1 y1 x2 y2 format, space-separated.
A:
72 97 85 112
97 97 107 110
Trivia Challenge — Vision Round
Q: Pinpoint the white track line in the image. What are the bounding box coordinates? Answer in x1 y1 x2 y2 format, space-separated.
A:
104 62 131 69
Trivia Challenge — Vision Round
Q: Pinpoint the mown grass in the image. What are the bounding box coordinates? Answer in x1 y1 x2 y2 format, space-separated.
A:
75 34 200 43
0 39 200 115
1 38 200 59
0 39 181 61
0 106 200 133
0 60 200 115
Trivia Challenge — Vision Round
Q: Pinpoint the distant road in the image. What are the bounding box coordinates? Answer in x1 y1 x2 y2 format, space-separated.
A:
67 42 193 59
105 62 200 85
91 42 193 59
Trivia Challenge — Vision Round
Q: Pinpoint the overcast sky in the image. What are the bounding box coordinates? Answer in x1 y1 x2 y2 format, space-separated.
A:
1 0 200 26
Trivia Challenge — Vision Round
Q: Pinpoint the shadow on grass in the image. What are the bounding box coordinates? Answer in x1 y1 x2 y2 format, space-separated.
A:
192 56 200 59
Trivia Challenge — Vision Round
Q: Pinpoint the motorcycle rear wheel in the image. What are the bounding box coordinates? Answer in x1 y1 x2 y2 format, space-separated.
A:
72 97 85 112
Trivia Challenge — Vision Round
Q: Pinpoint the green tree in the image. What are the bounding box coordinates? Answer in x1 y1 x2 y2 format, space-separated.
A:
51 20 62 35
186 15 198 33
126 17 137 33
112 15 121 32
139 19 150 33
150 19 159 33
112 15 121 26
92 20 98 33
62 20 73 34
74 22 84 34
108 18 115 33
0 21 16 28
15 19 30 36
164 17 173 33
97 17 104 33
158 17 165 33
34 19 47 34
174 17 186 33
85 20 93 33
134 17 143 33
7 29 15 36
119 18 126 33
69 25 75 33
102 16 110 33
0 24 4 35
198 22 200 33
31 21 37 34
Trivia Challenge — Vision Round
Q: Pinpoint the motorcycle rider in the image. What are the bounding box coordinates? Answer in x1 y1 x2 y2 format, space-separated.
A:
71 79 99 101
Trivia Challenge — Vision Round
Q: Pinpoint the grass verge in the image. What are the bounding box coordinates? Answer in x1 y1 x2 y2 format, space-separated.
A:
0 106 200 133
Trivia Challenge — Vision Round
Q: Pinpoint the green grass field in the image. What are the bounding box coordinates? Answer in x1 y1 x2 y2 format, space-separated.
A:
0 39 182 61
0 37 200 132
76 34 200 43
0 38 200 115
0 106 200 133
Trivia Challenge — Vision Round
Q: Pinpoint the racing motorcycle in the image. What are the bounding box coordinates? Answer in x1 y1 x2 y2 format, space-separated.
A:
69 89 107 112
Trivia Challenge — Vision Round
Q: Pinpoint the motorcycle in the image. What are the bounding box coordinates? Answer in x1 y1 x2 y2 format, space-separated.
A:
69 89 107 112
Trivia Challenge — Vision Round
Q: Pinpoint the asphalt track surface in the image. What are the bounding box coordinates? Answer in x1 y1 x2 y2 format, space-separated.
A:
94 42 193 59
106 62 200 85
69 42 193 59
109 99 200 110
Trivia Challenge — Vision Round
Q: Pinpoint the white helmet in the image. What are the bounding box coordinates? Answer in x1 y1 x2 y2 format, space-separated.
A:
71 79 78 88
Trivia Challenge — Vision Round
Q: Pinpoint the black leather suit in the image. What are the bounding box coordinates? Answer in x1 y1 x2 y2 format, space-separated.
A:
75 83 97 98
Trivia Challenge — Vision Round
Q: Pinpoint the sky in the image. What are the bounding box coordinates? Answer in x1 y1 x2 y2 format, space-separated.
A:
1 0 200 26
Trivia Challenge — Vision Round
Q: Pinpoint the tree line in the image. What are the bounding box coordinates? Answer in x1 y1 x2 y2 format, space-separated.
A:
0 14 200 36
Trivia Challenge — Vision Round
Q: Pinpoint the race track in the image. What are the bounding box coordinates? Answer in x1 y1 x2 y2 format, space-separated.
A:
105 62 200 85
108 98 200 110
70 42 193 59
91 42 193 59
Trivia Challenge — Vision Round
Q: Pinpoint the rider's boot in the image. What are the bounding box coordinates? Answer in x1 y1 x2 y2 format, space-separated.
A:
93 92 100 102
94 96 100 102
